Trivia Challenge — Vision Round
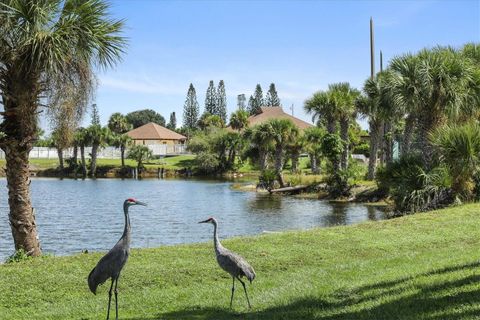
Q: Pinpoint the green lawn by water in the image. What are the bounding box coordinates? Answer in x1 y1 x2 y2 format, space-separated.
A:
1 204 480 319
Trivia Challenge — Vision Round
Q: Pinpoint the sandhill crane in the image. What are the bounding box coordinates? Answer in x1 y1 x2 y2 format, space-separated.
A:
88 198 146 320
199 217 256 309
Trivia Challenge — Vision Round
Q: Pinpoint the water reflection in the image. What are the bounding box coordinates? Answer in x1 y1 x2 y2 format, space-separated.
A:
0 178 388 261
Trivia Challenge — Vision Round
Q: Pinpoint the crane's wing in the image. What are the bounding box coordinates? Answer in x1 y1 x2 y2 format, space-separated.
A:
218 249 256 283
87 247 128 294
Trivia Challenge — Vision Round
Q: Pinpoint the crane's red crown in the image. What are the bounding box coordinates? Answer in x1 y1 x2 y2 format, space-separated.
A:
127 198 136 202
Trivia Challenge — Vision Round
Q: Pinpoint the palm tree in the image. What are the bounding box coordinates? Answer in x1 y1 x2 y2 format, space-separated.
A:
286 133 304 174
357 72 394 180
303 127 325 174
244 123 274 172
388 48 476 167
127 145 153 172
229 110 249 131
304 91 337 133
73 128 89 178
328 83 360 171
266 119 299 187
431 123 480 200
108 113 132 167
86 125 111 178
0 0 125 256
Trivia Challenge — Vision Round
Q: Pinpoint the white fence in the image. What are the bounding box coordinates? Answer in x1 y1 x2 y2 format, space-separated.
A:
0 144 188 159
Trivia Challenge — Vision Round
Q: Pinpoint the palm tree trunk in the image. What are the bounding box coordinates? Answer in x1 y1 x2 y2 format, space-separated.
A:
418 113 440 169
275 146 285 187
310 154 319 174
3 142 42 256
291 151 299 173
57 148 64 170
327 116 336 134
90 143 99 177
367 118 381 180
401 114 416 156
259 149 268 171
383 121 393 164
72 145 78 167
340 117 349 171
80 145 87 178
120 144 125 167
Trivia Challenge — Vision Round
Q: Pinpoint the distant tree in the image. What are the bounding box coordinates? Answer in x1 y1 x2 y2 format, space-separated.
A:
216 80 227 123
265 83 281 106
253 84 264 111
183 83 200 130
126 109 165 128
229 110 249 131
167 112 177 130
91 103 100 125
87 106 111 177
197 112 225 130
205 80 217 115
108 113 131 134
127 145 153 171
74 128 89 178
107 113 132 167
237 94 246 111
247 95 258 115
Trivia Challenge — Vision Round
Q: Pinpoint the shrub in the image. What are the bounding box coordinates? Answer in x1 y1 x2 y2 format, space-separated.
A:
127 145 153 171
6 249 31 263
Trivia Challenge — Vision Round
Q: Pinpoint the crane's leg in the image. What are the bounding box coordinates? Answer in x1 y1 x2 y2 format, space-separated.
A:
114 277 119 320
230 277 236 309
237 277 251 309
106 278 114 320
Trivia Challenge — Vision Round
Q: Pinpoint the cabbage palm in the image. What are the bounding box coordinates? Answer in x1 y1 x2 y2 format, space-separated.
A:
244 123 274 172
328 83 360 171
303 127 325 174
0 0 125 255
108 113 132 167
304 91 336 133
229 110 249 131
431 123 480 200
86 125 111 178
388 48 476 167
266 119 299 187
73 127 89 178
357 72 394 179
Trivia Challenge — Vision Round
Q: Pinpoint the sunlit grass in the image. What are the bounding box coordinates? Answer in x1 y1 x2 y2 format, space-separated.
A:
1 203 480 319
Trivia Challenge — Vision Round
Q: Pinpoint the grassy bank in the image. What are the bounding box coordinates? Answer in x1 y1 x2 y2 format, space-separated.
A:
2 204 480 319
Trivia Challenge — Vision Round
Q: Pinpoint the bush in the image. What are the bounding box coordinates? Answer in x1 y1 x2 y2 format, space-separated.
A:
127 145 153 170
376 155 453 213
258 169 277 190
194 151 220 174
353 142 370 157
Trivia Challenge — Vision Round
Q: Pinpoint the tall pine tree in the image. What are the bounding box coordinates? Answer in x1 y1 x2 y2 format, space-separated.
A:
247 95 260 115
237 94 246 111
183 84 199 129
205 80 217 115
167 112 177 130
249 84 264 115
91 103 100 125
216 80 227 122
265 83 281 106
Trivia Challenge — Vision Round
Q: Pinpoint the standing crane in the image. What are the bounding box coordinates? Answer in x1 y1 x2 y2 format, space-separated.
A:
88 198 146 320
199 217 256 309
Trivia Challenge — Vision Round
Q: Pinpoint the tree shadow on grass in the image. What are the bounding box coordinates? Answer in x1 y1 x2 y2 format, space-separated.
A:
124 260 480 320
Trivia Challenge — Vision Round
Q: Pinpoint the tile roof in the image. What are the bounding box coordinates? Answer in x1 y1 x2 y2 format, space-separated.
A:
246 107 313 130
126 122 187 140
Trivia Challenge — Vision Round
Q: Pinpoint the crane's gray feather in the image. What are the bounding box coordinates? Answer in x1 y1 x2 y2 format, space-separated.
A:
88 240 129 294
217 247 256 283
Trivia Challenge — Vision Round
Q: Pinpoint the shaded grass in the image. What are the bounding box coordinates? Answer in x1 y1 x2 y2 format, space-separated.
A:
2 203 480 319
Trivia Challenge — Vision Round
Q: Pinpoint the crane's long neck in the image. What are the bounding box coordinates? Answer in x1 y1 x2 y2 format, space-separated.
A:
213 220 221 253
122 203 131 246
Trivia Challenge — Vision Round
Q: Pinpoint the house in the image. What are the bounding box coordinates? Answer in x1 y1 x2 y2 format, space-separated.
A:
232 107 313 130
126 122 187 146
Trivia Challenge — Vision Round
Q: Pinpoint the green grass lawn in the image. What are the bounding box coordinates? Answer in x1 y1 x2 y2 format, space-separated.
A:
0 155 197 172
2 204 480 319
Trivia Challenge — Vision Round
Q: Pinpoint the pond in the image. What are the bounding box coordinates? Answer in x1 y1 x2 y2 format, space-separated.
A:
0 178 388 261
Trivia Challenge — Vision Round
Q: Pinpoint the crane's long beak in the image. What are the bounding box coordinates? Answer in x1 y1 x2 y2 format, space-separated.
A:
198 219 209 224
135 201 147 206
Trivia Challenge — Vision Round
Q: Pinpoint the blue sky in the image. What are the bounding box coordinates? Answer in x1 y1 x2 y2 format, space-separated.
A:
88 0 479 129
